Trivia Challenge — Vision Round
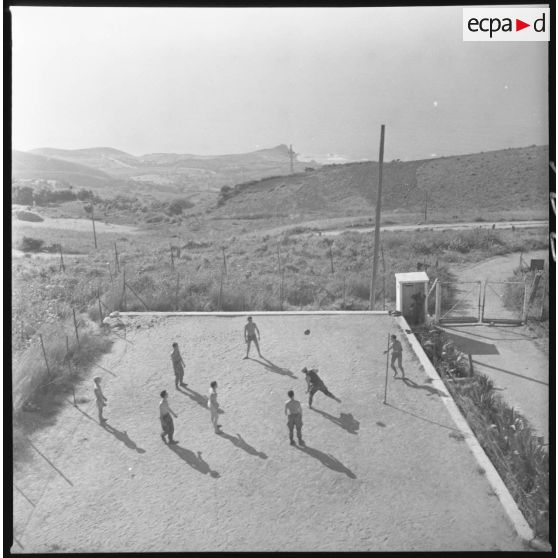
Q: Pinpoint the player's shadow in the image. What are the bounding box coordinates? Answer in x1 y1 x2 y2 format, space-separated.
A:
250 357 297 379
311 409 359 434
168 445 220 478
102 423 146 453
402 377 447 397
217 431 268 459
296 445 356 479
177 386 224 414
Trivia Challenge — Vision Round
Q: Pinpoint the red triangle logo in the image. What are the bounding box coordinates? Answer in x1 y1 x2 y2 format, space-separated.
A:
516 19 530 31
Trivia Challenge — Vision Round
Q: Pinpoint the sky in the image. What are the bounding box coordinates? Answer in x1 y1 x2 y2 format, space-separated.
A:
11 6 549 162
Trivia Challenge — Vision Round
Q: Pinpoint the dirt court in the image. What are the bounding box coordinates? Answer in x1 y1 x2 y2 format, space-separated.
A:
13 314 526 552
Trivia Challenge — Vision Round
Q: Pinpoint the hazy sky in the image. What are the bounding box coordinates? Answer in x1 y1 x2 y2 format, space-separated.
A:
11 6 549 161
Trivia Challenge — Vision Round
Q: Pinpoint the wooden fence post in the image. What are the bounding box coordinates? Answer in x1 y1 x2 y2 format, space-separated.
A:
90 204 97 249
114 243 120 274
328 242 334 274
539 274 548 320
218 270 224 311
343 277 346 308
39 334 51 377
97 289 103 323
107 262 113 283
72 309 80 346
222 247 227 275
122 270 127 311
59 244 65 272
175 273 180 311
170 245 175 270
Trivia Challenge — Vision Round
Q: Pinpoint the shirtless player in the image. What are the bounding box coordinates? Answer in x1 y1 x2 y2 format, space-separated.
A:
243 316 262 359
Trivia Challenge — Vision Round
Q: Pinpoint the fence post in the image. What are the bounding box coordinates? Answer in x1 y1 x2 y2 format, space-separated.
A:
114 243 120 274
72 309 80 346
218 270 224 311
66 334 70 356
328 242 334 274
122 270 127 311
343 277 347 308
222 247 227 275
175 273 180 311
480 281 487 323
59 244 65 272
90 204 97 249
97 289 103 323
107 262 113 283
521 277 529 323
434 282 442 323
280 268 285 310
39 334 51 378
468 354 474 377
170 245 175 270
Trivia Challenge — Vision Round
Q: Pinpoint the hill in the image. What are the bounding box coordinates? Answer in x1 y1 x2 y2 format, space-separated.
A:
213 145 549 221
12 150 113 190
16 145 312 204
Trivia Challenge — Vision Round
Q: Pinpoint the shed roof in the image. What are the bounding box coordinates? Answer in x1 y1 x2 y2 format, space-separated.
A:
394 272 429 283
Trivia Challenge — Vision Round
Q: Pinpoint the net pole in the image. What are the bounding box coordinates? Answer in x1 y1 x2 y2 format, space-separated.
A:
383 332 390 404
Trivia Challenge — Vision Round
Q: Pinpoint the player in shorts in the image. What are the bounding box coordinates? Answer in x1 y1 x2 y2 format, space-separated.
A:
243 316 262 359
171 342 186 388
284 390 304 446
302 367 340 408
385 334 405 377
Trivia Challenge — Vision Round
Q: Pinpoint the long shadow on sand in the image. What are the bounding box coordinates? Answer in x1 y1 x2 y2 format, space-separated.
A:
176 385 224 414
311 408 359 434
102 423 146 453
249 357 297 379
402 377 447 397
168 444 220 478
217 430 268 459
295 445 356 479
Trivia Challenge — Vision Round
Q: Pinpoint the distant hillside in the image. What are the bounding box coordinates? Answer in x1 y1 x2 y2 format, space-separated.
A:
212 145 549 219
15 145 311 203
12 150 113 189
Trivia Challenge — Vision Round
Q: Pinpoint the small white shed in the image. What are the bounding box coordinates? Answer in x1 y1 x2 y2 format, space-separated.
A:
395 272 429 325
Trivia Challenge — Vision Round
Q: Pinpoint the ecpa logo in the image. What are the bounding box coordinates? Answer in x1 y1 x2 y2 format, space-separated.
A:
463 7 549 41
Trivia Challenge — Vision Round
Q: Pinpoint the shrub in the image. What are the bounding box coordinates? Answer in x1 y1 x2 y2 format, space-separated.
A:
15 210 44 222
19 236 44 252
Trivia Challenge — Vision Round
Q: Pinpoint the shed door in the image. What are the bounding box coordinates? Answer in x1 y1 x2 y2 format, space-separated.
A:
401 284 415 321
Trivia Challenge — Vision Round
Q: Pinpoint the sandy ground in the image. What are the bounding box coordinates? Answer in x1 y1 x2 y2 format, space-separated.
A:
13 314 526 552
441 250 549 442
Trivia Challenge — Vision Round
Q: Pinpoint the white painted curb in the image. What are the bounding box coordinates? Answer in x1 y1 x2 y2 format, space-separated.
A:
119 311 390 316
396 316 540 547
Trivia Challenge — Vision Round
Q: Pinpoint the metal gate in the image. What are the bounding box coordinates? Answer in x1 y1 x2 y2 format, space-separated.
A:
481 280 526 324
438 281 482 324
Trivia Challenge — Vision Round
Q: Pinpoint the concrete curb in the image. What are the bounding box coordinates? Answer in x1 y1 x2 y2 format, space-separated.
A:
395 317 542 548
118 311 390 316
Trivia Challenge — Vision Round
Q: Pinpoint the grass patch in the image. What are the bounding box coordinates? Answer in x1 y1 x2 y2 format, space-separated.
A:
416 327 549 541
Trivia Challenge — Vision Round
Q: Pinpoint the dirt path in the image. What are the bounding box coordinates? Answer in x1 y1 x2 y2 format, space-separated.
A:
441 250 549 441
13 315 525 552
12 216 142 235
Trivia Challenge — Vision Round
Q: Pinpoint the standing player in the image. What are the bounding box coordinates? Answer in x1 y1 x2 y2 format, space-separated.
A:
208 381 222 434
94 377 108 423
243 316 262 359
384 334 405 378
284 390 304 446
301 367 340 408
160 390 178 444
171 342 186 388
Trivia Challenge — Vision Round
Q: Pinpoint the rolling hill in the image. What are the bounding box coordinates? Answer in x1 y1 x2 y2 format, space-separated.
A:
212 145 549 221
14 145 311 203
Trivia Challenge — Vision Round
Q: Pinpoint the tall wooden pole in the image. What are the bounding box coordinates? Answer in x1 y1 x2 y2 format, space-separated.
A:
72 308 80 346
369 124 385 310
90 204 97 249
39 334 51 378
383 332 390 404
424 190 428 222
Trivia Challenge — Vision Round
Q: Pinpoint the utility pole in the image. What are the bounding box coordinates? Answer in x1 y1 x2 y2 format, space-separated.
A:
289 144 294 174
369 124 385 310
